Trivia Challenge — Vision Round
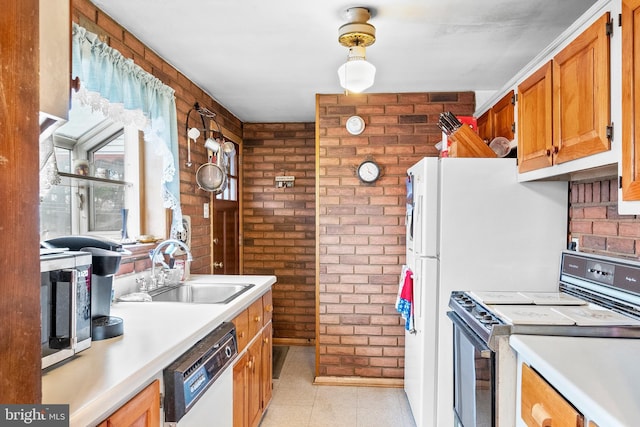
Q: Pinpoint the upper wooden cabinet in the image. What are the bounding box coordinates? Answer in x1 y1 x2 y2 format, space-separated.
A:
492 91 515 141
39 0 71 120
476 109 493 143
553 12 611 164
476 91 515 143
622 0 640 200
518 13 611 173
518 61 554 173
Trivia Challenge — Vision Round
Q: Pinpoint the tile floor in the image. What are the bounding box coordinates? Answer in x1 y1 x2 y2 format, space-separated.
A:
260 346 418 427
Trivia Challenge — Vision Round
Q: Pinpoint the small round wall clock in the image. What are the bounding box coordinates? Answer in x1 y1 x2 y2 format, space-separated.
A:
357 160 381 183
346 115 366 135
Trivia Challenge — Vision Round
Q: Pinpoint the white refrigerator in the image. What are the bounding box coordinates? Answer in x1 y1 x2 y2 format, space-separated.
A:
403 157 568 427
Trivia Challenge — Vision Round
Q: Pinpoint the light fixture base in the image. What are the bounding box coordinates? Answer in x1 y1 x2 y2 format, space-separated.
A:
338 7 376 47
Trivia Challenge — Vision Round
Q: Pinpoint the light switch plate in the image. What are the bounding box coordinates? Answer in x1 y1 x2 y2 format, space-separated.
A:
204 203 209 219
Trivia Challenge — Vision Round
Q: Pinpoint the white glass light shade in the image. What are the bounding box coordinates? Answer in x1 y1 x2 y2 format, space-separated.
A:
338 58 376 93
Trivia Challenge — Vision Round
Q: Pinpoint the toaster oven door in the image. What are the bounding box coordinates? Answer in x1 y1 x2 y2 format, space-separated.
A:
41 269 75 369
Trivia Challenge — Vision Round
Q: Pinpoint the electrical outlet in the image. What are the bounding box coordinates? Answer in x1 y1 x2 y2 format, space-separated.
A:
204 203 209 219
571 237 579 251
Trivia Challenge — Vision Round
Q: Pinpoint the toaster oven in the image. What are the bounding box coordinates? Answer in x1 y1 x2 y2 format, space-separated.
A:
41 251 92 369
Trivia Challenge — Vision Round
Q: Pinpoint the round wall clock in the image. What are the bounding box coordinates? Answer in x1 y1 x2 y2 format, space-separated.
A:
357 160 381 183
346 115 366 135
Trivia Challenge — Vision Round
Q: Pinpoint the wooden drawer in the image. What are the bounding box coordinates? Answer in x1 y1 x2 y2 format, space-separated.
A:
262 290 273 325
521 363 584 427
233 309 250 353
247 298 264 339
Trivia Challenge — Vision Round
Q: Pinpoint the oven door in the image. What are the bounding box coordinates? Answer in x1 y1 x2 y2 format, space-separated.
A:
448 311 495 427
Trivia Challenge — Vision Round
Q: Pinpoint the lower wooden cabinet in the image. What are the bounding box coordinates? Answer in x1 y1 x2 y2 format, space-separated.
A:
97 380 160 427
521 363 583 427
261 323 273 408
233 290 273 427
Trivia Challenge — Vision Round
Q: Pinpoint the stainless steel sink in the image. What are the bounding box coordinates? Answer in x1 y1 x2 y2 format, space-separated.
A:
149 282 255 304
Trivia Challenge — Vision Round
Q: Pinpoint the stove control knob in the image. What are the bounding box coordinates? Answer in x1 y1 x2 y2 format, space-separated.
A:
481 315 494 323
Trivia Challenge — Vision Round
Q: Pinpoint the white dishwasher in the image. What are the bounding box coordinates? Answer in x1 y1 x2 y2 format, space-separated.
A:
163 322 237 427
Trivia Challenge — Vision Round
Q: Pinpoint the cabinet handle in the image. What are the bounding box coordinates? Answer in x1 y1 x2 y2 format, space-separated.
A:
263 337 269 344
546 149 551 157
531 403 552 427
254 316 261 323
239 331 245 338
247 359 253 370
265 304 273 313
553 146 559 154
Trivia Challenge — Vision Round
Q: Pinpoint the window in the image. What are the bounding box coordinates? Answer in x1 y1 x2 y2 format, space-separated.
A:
216 141 239 201
88 134 126 232
39 103 158 242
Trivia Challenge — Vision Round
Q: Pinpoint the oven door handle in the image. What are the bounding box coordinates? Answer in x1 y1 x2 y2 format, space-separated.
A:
447 311 492 358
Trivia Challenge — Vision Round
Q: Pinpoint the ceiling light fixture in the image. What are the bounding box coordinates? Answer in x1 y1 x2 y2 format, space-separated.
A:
337 7 376 94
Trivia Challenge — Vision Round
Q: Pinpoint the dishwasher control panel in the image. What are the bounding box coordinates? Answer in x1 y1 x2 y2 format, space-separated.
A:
164 322 238 423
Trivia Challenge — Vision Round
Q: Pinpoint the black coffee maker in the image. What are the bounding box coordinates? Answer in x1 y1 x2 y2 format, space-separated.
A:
45 236 128 340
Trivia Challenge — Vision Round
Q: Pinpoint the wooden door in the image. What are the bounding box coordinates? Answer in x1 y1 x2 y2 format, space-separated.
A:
518 61 554 173
553 12 611 164
622 0 640 199
213 199 239 274
492 90 515 140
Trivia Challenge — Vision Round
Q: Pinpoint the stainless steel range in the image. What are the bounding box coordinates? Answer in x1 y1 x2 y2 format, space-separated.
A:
447 251 640 427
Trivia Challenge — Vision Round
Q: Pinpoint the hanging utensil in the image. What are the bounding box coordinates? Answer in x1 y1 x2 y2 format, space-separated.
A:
195 160 227 193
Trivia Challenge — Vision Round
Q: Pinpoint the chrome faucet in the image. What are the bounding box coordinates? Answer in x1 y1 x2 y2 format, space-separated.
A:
150 239 193 287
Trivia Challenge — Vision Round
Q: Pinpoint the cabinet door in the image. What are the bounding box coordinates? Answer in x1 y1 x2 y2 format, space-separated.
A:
261 322 273 410
521 364 584 427
247 337 263 427
553 12 610 165
476 109 493 143
518 61 554 173
233 352 249 427
492 90 515 140
622 0 640 199
39 0 71 120
98 380 160 427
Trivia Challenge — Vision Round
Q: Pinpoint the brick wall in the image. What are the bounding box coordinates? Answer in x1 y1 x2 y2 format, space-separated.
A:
316 92 475 379
570 178 640 257
72 0 242 274
242 123 316 341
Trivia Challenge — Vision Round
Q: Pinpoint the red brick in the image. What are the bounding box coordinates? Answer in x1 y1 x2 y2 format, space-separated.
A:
606 237 636 254
592 221 618 236
620 222 640 238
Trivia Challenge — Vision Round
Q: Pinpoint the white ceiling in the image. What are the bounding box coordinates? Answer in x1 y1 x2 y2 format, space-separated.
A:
90 0 597 123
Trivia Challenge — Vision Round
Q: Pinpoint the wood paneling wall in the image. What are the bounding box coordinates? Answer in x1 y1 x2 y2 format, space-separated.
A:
0 0 42 403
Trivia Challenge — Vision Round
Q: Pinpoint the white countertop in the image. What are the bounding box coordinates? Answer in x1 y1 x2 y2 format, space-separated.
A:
510 334 640 427
42 274 276 427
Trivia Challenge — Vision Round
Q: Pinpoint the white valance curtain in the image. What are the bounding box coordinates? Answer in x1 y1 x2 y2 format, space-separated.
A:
71 23 183 235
